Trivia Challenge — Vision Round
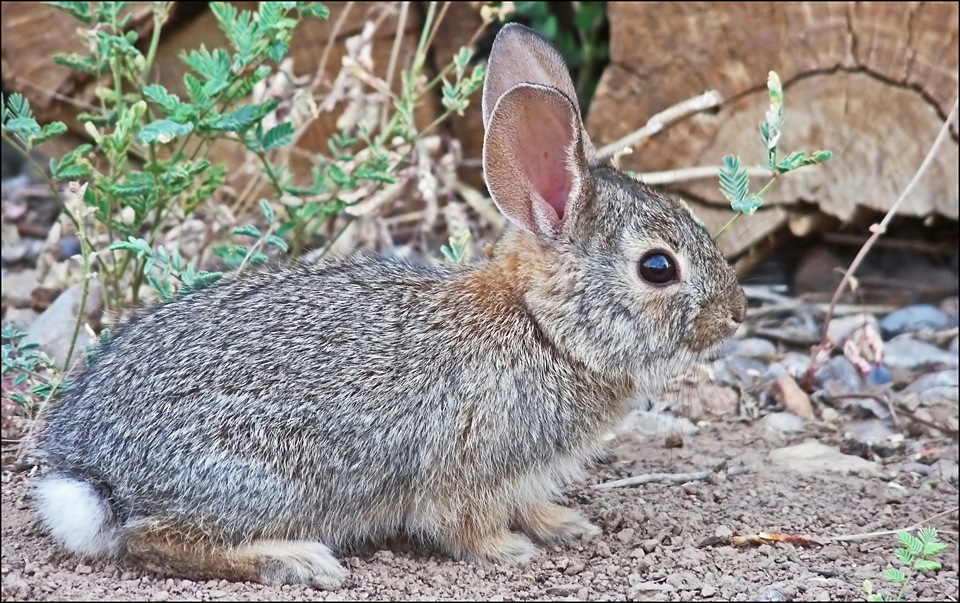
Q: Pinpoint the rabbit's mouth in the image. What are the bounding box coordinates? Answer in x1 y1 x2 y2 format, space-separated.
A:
687 289 747 353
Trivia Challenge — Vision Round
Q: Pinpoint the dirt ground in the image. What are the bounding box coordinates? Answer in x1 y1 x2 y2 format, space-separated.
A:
1 418 957 602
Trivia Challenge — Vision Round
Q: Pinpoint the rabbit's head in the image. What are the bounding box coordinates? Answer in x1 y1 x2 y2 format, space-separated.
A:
482 24 745 389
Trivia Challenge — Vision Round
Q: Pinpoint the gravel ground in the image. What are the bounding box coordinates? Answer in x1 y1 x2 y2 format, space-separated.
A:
3 417 957 602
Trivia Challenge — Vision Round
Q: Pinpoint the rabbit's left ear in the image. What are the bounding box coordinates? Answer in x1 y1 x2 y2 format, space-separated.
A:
482 24 582 134
482 83 589 240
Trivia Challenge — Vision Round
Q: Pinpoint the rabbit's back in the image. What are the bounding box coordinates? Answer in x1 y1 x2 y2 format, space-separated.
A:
41 256 624 547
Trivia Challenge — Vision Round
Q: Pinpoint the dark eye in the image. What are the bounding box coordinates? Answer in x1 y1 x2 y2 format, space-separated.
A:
638 251 677 284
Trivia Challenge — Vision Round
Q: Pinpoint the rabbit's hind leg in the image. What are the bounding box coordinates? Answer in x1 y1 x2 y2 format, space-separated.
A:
512 501 601 544
123 519 346 589
438 506 539 566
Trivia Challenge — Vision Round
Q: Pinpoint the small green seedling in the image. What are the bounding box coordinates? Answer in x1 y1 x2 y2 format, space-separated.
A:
714 71 832 239
863 527 948 602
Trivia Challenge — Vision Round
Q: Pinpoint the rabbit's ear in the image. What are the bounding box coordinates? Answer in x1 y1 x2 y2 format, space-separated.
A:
482 24 581 130
483 83 589 239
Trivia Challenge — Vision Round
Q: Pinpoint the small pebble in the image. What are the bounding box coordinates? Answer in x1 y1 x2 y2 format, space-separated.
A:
880 304 950 338
827 313 879 343
900 462 932 476
853 419 895 444
736 337 777 359
640 539 660 554
714 525 733 539
814 355 863 392
762 412 806 434
884 338 958 370
772 351 811 379
867 365 891 385
950 336 958 354
701 585 717 598
56 235 82 261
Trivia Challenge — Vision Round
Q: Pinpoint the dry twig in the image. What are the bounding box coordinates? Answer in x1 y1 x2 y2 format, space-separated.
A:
596 90 722 160
593 464 750 490
830 506 959 542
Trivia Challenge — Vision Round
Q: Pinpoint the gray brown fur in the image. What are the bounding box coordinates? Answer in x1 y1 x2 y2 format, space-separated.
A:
36 24 745 588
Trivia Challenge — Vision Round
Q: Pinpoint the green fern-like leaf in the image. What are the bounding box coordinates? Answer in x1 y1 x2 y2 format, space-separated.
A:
33 122 68 148
47 1 94 24
259 199 275 223
4 93 33 121
895 548 914 566
914 559 942 572
884 568 905 582
897 531 924 556
137 119 194 144
719 155 749 204
261 122 294 151
917 527 938 544
300 3 330 19
233 225 261 238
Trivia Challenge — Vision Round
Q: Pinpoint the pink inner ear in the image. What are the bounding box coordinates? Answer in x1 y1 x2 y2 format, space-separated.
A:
517 104 576 221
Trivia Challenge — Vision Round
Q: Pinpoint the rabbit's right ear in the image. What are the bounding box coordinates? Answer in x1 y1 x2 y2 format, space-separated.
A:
483 83 589 240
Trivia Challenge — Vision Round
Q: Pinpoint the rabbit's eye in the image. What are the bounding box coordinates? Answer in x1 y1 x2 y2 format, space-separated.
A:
638 252 677 284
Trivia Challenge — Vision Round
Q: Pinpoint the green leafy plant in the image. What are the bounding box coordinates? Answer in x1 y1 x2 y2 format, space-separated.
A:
1 326 69 418
863 527 948 602
3 2 493 366
714 71 832 239
2 2 332 318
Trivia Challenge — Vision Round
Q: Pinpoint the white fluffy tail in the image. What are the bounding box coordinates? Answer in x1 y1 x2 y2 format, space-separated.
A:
35 476 121 557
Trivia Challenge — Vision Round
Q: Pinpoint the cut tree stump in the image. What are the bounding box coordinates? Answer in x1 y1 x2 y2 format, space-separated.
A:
587 2 959 260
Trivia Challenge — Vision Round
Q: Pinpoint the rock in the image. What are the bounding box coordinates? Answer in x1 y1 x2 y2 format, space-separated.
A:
932 459 959 482
56 234 82 261
900 462 932 476
640 539 660 554
23 281 101 368
950 336 958 354
866 365 892 385
884 338 959 370
880 304 950 338
840 396 892 421
762 412 807 435
665 382 740 419
715 355 767 387
701 585 717 598
736 337 777 359
769 374 813 419
2 307 39 329
919 386 959 404
827 313 879 344
906 370 959 392
814 356 863 392
771 352 811 379
1 268 39 308
617 409 698 439
852 419 896 444
714 525 733 539
769 440 880 477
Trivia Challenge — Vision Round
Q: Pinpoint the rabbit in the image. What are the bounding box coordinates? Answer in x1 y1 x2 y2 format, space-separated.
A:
34 23 746 589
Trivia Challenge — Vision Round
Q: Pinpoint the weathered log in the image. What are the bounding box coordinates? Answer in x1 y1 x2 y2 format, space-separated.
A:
586 2 959 259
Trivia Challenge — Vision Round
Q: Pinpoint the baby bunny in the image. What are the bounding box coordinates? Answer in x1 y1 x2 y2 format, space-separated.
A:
36 23 746 588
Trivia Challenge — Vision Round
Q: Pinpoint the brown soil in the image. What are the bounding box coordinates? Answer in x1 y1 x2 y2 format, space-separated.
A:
2 420 957 602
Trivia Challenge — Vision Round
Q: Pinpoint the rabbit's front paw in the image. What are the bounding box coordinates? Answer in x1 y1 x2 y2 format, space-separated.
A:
513 502 601 544
238 540 347 589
